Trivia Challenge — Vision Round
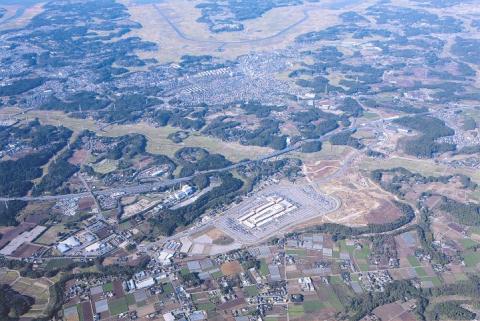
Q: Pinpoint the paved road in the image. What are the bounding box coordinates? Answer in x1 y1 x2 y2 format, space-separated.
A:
1 102 463 203
0 127 345 202
153 4 311 45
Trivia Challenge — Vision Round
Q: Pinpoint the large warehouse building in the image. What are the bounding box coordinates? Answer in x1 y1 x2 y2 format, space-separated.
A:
238 195 297 229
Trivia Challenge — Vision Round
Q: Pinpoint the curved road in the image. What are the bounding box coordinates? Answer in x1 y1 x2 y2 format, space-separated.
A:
1 103 459 203
153 4 311 45
0 128 348 202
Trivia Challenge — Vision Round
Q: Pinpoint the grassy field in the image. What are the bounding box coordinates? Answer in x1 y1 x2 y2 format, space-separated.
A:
289 304 305 318
303 300 324 313
259 259 269 277
210 270 223 279
0 272 52 318
325 287 344 311
329 275 343 285
103 282 114 292
45 258 74 270
359 111 381 121
108 297 129 315
0 270 19 284
290 142 353 162
286 248 307 256
361 156 480 184
162 282 174 295
124 0 345 63
463 250 480 268
21 110 272 162
415 267 428 277
245 285 259 297
126 293 136 305
459 238 478 249
407 255 421 267
196 302 215 312
92 159 119 174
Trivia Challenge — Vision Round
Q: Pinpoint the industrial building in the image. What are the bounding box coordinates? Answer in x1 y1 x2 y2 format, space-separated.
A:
237 195 297 229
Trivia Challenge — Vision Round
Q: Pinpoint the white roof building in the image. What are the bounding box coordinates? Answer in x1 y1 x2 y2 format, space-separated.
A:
136 276 155 289
158 251 174 265
62 236 81 248
57 243 70 254
163 312 175 321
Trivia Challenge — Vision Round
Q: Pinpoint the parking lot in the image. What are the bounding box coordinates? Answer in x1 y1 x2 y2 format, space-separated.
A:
217 184 339 244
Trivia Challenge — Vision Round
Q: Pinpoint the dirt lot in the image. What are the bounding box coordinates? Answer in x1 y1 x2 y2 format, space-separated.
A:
365 200 402 224
68 149 90 165
318 169 401 227
220 261 243 276
0 222 36 249
12 243 44 258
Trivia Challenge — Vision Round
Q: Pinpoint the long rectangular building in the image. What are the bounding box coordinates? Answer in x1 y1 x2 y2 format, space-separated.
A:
238 195 296 229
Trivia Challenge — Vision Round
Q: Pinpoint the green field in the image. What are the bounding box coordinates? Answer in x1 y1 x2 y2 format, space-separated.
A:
407 255 421 267
45 258 74 270
126 293 136 305
180 267 190 276
35 224 68 245
455 273 468 281
211 270 223 279
103 282 113 292
27 110 272 162
421 276 442 287
361 157 480 184
459 238 478 249
463 251 480 267
259 259 269 277
337 240 355 255
330 275 343 285
162 282 174 295
326 288 344 311
360 111 380 120
108 297 128 315
286 248 307 256
77 304 84 321
92 159 118 174
289 304 305 318
415 267 428 278
304 300 324 313
353 246 370 260
245 285 259 297
197 302 215 312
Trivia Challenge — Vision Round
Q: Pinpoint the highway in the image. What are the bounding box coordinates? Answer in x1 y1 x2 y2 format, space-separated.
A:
0 127 346 202
1 102 461 203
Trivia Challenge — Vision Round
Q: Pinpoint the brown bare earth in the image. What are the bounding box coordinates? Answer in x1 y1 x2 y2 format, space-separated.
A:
68 149 90 165
303 160 341 182
78 198 95 211
365 200 402 224
220 261 243 276
0 223 36 249
12 243 44 258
